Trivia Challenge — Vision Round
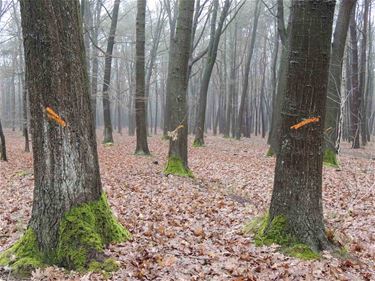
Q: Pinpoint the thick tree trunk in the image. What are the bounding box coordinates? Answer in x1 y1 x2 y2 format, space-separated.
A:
349 8 361 148
164 0 194 177
102 0 120 144
267 0 335 252
236 0 261 139
0 1 130 275
135 0 150 154
324 0 356 164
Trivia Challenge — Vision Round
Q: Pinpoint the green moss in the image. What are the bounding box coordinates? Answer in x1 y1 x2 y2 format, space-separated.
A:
55 193 131 270
283 244 320 260
88 258 119 272
0 228 44 277
134 150 151 156
0 193 130 276
323 149 339 168
266 147 275 157
244 214 320 260
164 156 193 177
103 142 114 148
192 139 204 147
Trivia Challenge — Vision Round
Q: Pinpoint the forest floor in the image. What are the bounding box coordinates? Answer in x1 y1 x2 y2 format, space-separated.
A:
0 130 374 281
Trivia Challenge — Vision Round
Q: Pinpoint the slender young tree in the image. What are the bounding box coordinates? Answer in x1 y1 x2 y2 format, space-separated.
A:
0 119 6 161
236 0 261 140
164 0 195 177
102 0 120 144
324 0 356 165
349 6 361 148
193 0 231 146
0 0 130 275
135 0 150 154
264 0 336 252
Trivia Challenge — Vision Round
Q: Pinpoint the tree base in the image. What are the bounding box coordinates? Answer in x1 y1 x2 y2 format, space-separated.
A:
164 157 193 177
0 193 131 277
266 147 275 157
323 149 339 168
134 150 151 156
243 214 320 260
192 139 204 147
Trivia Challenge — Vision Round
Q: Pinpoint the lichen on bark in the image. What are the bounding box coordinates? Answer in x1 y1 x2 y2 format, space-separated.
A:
0 193 130 276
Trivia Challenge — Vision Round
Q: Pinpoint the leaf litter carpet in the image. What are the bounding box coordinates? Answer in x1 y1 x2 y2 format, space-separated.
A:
0 131 374 280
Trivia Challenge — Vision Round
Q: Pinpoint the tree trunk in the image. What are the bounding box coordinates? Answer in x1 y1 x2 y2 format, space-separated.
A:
0 1 130 275
135 0 150 154
236 0 261 139
164 0 194 177
267 0 335 252
0 119 6 161
102 0 120 144
323 0 356 164
193 0 231 146
359 0 369 146
349 7 361 148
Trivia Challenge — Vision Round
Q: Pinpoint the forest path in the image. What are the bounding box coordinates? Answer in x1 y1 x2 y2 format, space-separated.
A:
0 131 374 280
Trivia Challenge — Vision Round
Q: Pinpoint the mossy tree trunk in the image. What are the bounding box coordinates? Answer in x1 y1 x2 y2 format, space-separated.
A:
135 0 150 155
164 0 194 177
1 0 130 275
324 0 356 164
268 0 335 252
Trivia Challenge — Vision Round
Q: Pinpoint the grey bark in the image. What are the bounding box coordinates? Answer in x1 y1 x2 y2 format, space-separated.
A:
135 0 150 154
268 0 336 252
102 0 121 144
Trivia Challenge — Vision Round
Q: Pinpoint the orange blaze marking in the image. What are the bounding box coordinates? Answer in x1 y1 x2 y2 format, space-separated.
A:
290 117 320 130
45 107 66 127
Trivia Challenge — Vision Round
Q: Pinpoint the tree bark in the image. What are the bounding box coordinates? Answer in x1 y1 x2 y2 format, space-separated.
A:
102 0 120 144
324 0 356 162
349 7 361 148
2 0 130 274
164 0 195 176
0 119 6 161
193 0 231 146
236 0 261 139
268 0 335 252
135 0 150 154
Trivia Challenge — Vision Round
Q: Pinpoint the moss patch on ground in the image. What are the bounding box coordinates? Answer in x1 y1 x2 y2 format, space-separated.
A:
243 214 320 260
0 193 131 277
323 149 339 168
0 228 44 277
164 157 193 177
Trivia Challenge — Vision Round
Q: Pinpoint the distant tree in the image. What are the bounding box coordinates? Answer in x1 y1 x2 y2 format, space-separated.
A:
0 119 6 161
264 0 336 252
135 0 150 155
164 0 195 177
236 0 261 140
324 0 356 165
102 0 121 144
193 0 231 146
0 0 130 275
349 6 361 148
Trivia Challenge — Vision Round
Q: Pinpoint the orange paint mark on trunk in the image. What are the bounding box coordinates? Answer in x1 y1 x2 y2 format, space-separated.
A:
290 117 320 130
45 107 66 127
